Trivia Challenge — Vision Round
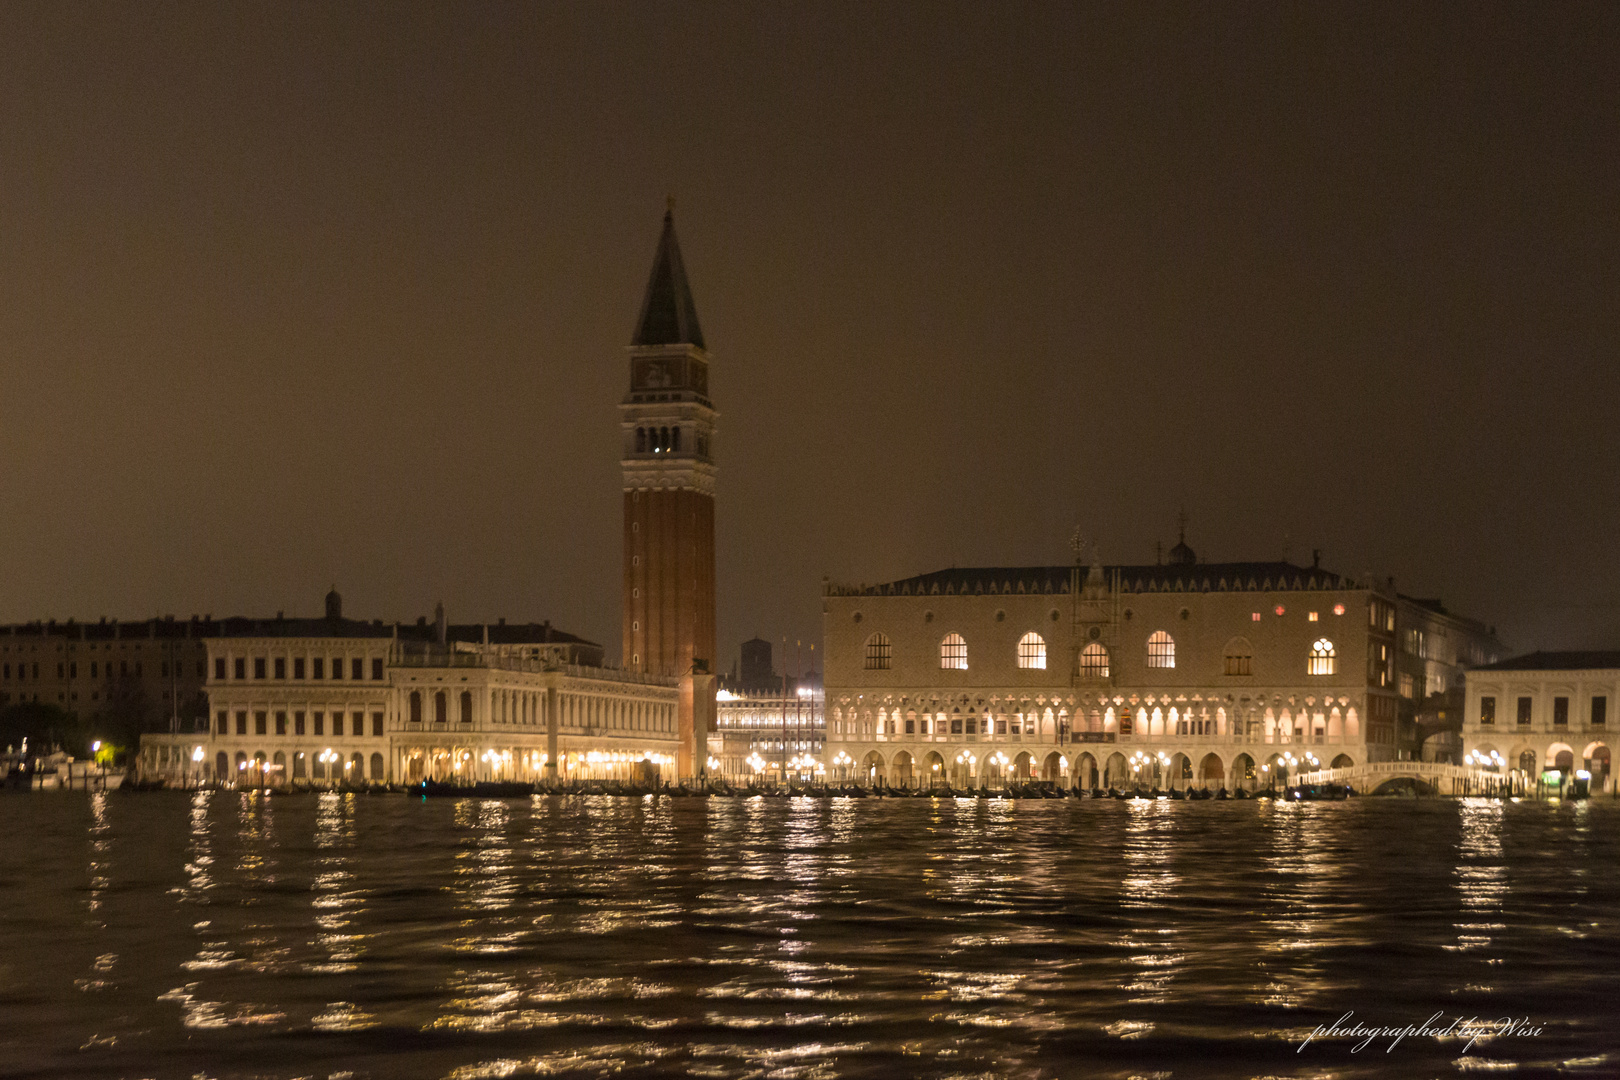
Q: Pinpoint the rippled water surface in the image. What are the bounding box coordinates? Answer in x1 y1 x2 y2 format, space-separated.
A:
2 791 1618 1079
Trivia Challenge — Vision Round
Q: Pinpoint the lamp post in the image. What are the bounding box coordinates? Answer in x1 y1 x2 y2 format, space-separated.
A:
954 749 977 789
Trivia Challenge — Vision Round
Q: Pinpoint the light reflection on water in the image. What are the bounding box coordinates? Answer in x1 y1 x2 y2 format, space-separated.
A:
0 794 1616 1078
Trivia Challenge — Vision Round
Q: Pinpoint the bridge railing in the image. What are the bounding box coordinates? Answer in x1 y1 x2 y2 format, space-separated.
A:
1294 762 1501 787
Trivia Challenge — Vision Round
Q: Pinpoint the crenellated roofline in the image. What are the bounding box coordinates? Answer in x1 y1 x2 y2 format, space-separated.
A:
824 561 1374 598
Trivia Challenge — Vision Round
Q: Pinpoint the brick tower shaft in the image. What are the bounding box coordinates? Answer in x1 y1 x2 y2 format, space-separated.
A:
619 208 718 778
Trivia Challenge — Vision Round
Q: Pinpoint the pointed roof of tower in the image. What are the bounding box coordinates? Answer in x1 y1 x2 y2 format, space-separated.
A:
632 204 705 350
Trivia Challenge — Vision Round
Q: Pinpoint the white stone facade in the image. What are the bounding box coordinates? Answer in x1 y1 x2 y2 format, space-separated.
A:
1463 653 1616 792
138 630 680 786
713 683 824 780
824 560 1406 790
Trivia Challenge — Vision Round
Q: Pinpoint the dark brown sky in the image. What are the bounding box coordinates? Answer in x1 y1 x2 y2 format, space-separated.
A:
2 3 1617 666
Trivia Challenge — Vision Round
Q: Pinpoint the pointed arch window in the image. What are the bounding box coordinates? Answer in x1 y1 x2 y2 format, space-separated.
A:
1147 630 1175 669
864 632 892 670
1308 639 1336 675
940 633 967 670
1017 632 1046 669
1080 642 1109 678
636 427 647 453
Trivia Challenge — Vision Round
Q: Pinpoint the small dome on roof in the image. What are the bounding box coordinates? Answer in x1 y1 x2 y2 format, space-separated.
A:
1167 513 1196 565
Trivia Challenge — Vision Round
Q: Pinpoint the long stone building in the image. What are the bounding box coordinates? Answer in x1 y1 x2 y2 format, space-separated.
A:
1462 651 1615 793
823 538 1502 791
137 590 680 786
2 617 215 730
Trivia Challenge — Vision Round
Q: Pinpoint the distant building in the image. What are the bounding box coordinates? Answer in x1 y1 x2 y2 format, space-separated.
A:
1462 652 1616 793
137 590 680 786
822 535 1501 790
738 636 776 689
620 206 718 777
1394 595 1505 762
713 636 824 780
0 617 216 737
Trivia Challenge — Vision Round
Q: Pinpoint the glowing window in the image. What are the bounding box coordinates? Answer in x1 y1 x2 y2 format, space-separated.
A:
1308 611 1319 622
1147 631 1175 669
1308 639 1336 676
1080 642 1109 678
1224 638 1253 676
864 632 892 671
940 633 967 670
1017 632 1046 670
1274 605 1286 617
1333 603 1345 616
1251 612 1262 622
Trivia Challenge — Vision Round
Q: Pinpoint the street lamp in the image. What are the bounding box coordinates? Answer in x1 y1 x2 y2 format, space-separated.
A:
955 750 977 788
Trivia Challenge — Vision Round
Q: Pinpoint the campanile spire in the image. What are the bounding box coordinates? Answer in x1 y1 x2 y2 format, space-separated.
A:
633 206 706 350
620 206 718 779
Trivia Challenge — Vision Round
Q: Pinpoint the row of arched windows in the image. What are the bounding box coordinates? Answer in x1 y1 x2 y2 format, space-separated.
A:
866 631 1050 672
834 703 1362 745
215 749 385 781
862 632 1338 676
1144 632 1336 675
635 426 681 454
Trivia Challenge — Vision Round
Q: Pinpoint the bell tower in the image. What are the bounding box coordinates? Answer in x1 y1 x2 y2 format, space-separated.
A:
620 204 717 778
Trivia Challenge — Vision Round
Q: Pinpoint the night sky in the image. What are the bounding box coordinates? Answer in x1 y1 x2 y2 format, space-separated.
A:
2 4 1616 667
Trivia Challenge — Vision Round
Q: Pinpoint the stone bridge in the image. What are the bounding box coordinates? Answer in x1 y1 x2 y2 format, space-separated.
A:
1295 760 1508 795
